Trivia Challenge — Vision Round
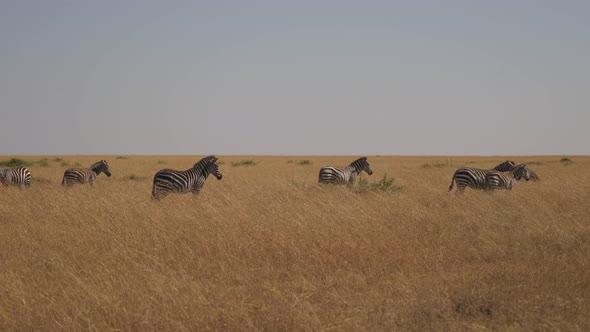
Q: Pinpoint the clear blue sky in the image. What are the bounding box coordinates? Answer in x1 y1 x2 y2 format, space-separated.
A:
1 1 588 155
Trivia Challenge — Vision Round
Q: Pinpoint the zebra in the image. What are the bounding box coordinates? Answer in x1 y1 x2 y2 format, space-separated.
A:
484 164 531 191
448 167 492 192
0 166 31 189
62 160 111 188
493 160 540 181
152 155 222 199
318 157 373 185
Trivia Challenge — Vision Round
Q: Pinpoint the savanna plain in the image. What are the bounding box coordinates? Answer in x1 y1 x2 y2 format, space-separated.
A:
1 155 589 331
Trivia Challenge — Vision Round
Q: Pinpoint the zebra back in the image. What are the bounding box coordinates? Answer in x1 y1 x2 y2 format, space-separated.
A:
493 160 516 172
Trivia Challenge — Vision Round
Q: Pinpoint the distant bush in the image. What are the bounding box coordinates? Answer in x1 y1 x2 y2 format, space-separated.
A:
527 161 543 166
295 160 312 166
35 159 49 167
421 162 446 169
121 174 148 182
231 160 257 167
74 162 82 167
355 174 402 193
61 161 70 167
560 157 573 165
116 156 128 160
53 158 64 162
157 160 167 164
0 158 32 167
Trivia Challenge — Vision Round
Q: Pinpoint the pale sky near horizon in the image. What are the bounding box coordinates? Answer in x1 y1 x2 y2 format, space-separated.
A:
1 1 588 155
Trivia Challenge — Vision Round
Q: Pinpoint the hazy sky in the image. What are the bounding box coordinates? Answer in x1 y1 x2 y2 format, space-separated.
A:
1 1 588 155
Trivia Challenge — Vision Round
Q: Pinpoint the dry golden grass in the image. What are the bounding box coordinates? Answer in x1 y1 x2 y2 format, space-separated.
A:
1 155 589 331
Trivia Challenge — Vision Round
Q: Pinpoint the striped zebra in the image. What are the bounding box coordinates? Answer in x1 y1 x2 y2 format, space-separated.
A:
62 160 111 188
318 157 373 185
0 166 31 189
485 164 531 191
152 155 222 199
493 160 540 181
448 167 492 192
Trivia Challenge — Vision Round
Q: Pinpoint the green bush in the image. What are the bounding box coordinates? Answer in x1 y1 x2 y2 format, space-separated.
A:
35 159 49 167
157 160 167 164
295 160 312 166
231 160 257 167
355 174 402 193
116 156 128 160
0 158 32 167
560 157 573 165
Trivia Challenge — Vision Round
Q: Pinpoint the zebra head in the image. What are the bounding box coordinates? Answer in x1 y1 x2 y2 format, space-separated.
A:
91 160 111 177
510 163 531 181
194 155 223 180
351 157 373 176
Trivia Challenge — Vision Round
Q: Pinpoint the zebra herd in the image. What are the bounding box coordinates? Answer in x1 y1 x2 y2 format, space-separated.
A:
0 156 540 197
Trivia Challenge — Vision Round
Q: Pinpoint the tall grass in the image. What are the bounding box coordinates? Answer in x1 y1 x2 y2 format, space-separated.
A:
0 155 588 330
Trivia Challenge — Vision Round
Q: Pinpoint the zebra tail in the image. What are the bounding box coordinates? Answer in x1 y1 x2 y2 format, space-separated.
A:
448 173 456 192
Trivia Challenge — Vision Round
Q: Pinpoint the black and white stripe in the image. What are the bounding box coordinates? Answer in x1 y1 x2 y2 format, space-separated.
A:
485 164 531 190
448 167 491 192
62 160 111 187
318 157 373 185
0 166 31 189
493 160 516 172
494 160 540 181
152 155 222 199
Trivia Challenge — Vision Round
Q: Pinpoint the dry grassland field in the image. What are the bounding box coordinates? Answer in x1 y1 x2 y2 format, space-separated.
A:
1 155 589 331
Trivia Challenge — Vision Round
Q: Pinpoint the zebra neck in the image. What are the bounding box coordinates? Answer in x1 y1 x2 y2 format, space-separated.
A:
194 163 211 178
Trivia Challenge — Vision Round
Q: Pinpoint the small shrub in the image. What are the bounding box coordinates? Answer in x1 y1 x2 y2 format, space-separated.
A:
527 161 543 166
53 158 64 162
60 161 70 167
421 162 446 169
295 160 312 166
35 159 49 167
74 162 82 167
122 174 148 182
0 158 32 167
157 160 167 164
560 157 573 165
231 160 257 167
116 156 128 160
287 160 294 164
355 174 402 193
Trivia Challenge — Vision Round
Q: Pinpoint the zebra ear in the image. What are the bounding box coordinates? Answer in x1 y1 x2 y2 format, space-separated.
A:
361 157 367 161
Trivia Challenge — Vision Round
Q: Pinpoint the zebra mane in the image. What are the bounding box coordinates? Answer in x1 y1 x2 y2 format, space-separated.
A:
90 160 107 171
349 157 368 173
193 156 218 173
493 160 516 172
